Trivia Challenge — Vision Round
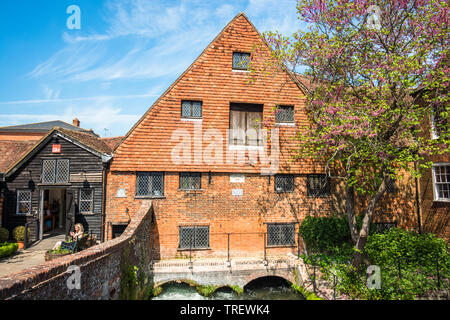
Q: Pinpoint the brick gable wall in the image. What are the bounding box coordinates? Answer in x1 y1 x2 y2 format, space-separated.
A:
111 14 323 174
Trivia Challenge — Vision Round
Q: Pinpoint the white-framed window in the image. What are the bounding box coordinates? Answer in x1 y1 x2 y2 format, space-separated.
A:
16 190 32 215
79 188 94 213
432 164 450 201
431 104 447 140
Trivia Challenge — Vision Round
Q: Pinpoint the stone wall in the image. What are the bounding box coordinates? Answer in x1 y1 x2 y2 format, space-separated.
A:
0 201 153 300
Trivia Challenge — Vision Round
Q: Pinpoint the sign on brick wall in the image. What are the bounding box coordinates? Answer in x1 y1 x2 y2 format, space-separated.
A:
230 174 245 183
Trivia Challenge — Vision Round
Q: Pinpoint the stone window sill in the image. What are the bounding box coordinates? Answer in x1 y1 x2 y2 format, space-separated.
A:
134 196 166 200
177 247 211 251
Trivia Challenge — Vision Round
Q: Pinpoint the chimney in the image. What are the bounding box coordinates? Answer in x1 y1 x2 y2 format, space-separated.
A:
73 118 80 127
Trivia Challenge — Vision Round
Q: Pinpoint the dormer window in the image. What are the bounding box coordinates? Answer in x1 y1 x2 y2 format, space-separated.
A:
232 52 250 70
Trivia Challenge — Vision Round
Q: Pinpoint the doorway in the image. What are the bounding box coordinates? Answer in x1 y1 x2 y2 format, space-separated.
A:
40 188 67 237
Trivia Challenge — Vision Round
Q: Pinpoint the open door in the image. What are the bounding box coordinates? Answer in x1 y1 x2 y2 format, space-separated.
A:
65 190 75 237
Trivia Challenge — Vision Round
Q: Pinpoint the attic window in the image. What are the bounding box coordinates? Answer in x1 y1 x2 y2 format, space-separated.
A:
232 52 250 70
181 101 202 119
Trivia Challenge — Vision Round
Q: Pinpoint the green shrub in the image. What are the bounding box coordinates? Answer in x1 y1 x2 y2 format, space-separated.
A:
0 242 19 259
300 215 351 253
308 228 450 300
12 226 30 242
0 227 9 243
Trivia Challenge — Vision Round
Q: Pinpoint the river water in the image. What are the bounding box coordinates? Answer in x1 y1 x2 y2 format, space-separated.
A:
152 278 305 300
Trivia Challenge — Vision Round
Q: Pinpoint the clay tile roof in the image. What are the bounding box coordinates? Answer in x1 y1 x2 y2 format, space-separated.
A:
101 136 124 151
56 128 113 154
0 140 37 173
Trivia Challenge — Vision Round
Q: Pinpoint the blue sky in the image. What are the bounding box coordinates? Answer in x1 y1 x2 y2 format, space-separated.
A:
0 0 301 137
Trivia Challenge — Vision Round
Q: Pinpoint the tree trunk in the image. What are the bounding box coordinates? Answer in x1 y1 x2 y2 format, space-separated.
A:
352 176 389 271
345 185 358 244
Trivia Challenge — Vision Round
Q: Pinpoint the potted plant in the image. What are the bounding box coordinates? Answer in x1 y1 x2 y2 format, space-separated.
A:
44 247 72 261
12 226 29 250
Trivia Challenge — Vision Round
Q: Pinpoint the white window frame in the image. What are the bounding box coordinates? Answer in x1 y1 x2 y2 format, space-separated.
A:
431 113 439 140
432 163 450 202
16 190 32 215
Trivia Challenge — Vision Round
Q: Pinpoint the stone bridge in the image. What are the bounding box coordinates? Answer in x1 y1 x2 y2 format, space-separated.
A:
152 254 310 289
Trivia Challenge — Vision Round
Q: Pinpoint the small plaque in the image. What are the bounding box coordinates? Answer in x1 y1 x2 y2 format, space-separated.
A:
232 189 243 196
52 144 61 153
230 174 245 183
116 188 126 198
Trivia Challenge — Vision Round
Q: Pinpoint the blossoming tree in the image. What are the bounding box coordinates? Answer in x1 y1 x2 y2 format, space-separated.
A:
259 0 449 269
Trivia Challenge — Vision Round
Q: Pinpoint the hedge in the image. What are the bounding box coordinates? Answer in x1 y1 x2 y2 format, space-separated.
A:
0 242 19 259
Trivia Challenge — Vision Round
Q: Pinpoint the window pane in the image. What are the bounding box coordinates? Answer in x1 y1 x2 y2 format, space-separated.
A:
276 106 294 123
182 101 191 117
281 224 295 245
230 110 246 145
151 173 164 196
275 175 294 192
233 52 250 69
195 226 209 248
267 224 281 246
307 174 330 197
17 190 31 215
192 102 202 118
136 174 150 196
79 188 93 213
42 160 56 183
56 159 70 183
179 227 194 249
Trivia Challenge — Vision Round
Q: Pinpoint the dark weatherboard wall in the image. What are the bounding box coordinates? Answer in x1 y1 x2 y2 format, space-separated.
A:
1 132 107 241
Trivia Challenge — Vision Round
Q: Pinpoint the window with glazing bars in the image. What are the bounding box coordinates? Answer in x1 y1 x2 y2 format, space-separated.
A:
433 164 450 200
41 159 70 183
307 174 331 197
232 52 250 70
374 222 397 234
181 101 202 118
275 106 294 123
267 223 295 246
179 226 210 249
180 172 201 190
136 172 164 197
275 174 294 192
79 188 94 213
16 190 32 215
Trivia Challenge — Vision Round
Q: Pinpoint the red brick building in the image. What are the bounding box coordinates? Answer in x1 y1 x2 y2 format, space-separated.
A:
417 95 449 240
105 13 335 259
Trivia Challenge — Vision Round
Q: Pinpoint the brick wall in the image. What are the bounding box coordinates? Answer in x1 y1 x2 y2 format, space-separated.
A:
0 201 152 300
106 171 339 260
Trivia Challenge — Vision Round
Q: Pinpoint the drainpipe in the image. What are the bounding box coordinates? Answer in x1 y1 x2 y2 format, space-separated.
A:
101 162 108 242
414 161 422 234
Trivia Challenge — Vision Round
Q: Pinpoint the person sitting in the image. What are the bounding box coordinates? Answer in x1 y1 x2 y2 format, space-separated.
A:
52 223 84 250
